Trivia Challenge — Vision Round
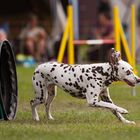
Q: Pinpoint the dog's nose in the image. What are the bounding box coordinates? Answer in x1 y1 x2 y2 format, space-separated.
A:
136 78 140 83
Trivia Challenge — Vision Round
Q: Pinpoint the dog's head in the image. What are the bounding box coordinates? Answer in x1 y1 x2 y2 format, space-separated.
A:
109 48 140 87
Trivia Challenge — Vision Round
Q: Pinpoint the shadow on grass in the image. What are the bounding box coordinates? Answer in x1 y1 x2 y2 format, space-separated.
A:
9 110 124 126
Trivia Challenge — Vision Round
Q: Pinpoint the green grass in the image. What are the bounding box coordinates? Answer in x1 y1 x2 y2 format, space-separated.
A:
0 66 140 140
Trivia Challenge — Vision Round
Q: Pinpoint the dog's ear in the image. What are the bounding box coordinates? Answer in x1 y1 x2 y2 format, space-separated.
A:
108 48 121 65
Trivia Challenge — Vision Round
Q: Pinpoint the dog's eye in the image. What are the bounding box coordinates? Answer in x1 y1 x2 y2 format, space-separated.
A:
131 68 133 71
126 70 131 75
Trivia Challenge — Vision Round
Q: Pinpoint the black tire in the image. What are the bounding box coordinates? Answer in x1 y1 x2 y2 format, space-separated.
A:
0 40 18 120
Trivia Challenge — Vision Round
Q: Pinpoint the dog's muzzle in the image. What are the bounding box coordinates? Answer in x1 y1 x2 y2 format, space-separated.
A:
124 79 135 87
124 77 140 87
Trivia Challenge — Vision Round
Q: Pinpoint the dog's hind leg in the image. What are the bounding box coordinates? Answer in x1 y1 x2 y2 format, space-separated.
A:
44 84 56 120
100 88 135 124
30 96 44 121
30 73 47 121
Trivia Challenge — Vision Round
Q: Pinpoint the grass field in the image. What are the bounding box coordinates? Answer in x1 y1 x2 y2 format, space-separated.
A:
0 66 140 140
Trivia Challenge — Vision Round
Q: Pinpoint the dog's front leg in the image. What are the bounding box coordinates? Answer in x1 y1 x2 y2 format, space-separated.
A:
100 88 135 124
94 101 128 114
86 91 128 114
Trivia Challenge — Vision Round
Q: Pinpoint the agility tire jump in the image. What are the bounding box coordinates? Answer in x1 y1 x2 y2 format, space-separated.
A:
0 40 18 120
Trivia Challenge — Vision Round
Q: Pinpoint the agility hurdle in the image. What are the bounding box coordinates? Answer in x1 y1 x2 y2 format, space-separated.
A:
57 4 136 74
57 4 137 95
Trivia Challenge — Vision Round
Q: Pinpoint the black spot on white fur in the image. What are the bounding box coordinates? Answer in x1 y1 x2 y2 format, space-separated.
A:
50 68 55 72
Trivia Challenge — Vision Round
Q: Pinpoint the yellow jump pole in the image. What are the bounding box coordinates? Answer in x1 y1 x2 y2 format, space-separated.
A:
119 22 133 65
57 20 69 63
67 5 75 64
113 6 121 52
131 5 136 73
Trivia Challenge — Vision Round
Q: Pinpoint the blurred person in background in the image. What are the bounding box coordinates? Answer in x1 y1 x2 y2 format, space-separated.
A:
0 22 9 41
19 13 47 62
95 12 114 39
93 11 114 62
87 0 113 62
0 29 7 41
98 0 111 14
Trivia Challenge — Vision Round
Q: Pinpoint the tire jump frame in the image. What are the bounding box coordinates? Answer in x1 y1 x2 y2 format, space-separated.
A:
0 40 18 120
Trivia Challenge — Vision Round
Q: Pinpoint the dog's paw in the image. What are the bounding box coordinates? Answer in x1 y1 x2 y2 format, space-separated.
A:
129 121 136 125
116 107 128 114
32 113 40 121
33 116 40 121
123 120 136 125
48 115 54 120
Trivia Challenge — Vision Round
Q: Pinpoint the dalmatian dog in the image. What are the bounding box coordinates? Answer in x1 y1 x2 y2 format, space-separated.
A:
30 48 140 124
